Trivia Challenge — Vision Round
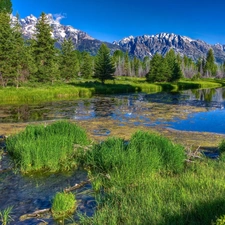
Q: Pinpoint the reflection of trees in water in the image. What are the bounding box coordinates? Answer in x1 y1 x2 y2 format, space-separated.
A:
2 105 50 122
191 89 216 102
93 98 115 117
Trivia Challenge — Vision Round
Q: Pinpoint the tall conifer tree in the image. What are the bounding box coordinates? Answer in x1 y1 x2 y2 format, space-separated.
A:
0 0 12 13
59 38 79 81
0 12 14 86
93 44 115 84
33 12 59 83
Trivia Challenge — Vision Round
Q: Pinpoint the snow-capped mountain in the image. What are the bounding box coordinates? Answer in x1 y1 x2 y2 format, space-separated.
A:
12 14 225 63
113 33 225 63
14 14 121 55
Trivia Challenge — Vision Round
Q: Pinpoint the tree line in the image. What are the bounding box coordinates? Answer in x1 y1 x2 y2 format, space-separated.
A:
0 0 225 87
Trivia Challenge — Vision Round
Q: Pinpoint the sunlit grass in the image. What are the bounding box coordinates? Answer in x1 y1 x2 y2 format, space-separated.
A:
79 131 225 225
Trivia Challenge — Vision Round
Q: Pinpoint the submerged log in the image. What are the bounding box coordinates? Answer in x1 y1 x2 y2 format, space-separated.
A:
20 208 51 221
64 179 91 192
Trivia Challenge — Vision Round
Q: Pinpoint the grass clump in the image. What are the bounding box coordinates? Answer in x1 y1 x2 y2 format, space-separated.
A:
80 131 225 225
0 206 13 225
84 131 185 190
52 192 76 219
6 121 89 173
219 140 225 154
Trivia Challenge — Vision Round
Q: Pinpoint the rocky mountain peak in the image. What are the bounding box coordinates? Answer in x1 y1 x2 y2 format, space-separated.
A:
114 33 225 63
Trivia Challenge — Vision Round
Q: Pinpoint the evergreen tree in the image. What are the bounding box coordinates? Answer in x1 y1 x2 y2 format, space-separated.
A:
59 38 79 81
0 12 14 87
0 0 12 13
133 57 140 76
124 52 130 76
11 14 37 87
204 49 217 76
93 44 115 84
146 53 168 82
33 12 59 83
80 52 93 78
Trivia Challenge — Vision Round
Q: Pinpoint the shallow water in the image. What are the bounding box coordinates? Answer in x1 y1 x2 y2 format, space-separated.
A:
1 88 225 134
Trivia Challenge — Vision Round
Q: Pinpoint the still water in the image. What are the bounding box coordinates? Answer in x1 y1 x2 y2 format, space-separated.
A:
1 87 225 134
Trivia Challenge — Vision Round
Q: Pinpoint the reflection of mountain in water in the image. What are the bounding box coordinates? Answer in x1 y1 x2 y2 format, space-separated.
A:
144 88 225 109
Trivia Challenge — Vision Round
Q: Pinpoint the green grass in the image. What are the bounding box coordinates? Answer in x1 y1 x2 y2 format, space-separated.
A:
52 192 76 220
79 131 225 225
0 78 223 105
6 121 90 173
0 84 93 105
0 206 13 225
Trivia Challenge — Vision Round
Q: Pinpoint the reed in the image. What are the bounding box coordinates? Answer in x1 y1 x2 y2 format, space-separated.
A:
0 206 13 225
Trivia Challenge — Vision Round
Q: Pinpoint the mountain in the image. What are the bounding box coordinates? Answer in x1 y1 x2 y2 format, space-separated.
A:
13 14 225 63
113 33 225 63
14 14 122 55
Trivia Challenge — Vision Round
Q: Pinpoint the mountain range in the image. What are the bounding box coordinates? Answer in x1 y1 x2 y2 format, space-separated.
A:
13 14 225 63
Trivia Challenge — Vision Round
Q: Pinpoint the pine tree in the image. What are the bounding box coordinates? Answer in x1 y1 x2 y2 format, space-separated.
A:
0 12 14 87
33 12 59 83
204 49 217 76
0 0 12 13
59 38 79 81
165 49 183 82
93 44 115 84
10 14 37 87
80 52 93 78
146 53 168 82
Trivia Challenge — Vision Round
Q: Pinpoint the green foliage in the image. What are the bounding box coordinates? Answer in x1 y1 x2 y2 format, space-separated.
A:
52 192 76 219
213 215 225 225
93 43 115 84
59 38 79 80
33 12 59 83
204 49 217 76
6 121 89 173
0 0 12 13
0 206 13 225
0 12 14 87
146 53 169 82
80 52 93 78
219 140 225 154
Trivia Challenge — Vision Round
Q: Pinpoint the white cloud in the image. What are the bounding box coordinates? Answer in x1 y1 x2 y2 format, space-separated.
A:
53 13 66 23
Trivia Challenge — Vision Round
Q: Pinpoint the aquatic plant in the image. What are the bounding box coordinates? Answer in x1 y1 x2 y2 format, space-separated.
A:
6 121 90 173
0 206 13 225
51 192 76 219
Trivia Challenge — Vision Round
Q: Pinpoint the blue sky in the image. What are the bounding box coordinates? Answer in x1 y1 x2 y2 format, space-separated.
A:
12 0 225 44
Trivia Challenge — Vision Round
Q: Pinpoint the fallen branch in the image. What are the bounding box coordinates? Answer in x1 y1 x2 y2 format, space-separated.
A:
64 179 91 193
20 208 51 221
0 168 12 174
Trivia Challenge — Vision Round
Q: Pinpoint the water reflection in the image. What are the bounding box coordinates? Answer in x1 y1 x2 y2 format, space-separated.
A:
1 88 225 134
